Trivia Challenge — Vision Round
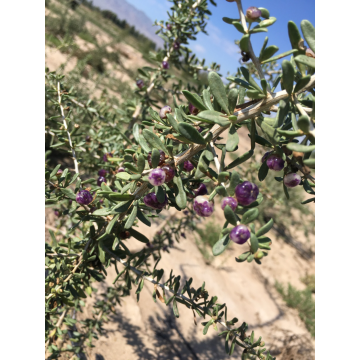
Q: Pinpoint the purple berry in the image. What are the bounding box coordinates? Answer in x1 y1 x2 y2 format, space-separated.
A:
85 135 91 142
266 154 285 171
162 245 168 251
159 105 171 119
68 200 72 205
198 127 204 133
56 169 63 176
97 176 106 187
162 165 175 182
143 192 168 210
118 167 125 173
76 189 93 205
188 103 198 115
194 183 208 196
148 150 166 167
181 232 186 238
246 6 262 20
193 196 214 217
166 24 172 30
54 210 60 217
183 210 189 215
221 197 238 211
235 181 259 206
261 151 273 163
98 169 107 177
183 160 194 172
162 61 169 69
103 152 113 162
230 225 251 245
136 79 144 89
173 41 180 50
99 199 104 204
148 168 166 186
284 173 301 188
90 206 96 213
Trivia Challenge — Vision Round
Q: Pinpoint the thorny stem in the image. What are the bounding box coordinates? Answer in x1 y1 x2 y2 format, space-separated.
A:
57 82 79 174
235 0 267 83
104 246 249 348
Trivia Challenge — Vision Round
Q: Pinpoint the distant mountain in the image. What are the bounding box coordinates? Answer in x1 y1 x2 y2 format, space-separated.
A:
90 0 163 48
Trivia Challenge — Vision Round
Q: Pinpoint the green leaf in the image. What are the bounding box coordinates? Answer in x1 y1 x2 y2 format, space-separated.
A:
273 100 289 128
242 208 259 225
240 67 263 93
250 27 268 34
301 20 315 53
116 171 131 181
258 17 277 28
259 36 269 61
202 89 214 110
228 171 241 196
227 88 238 113
128 228 149 243
212 234 230 256
282 60 295 95
294 55 315 68
108 193 134 201
260 79 268 95
143 129 169 155
303 158 315 168
297 115 310 133
106 214 120 234
294 75 311 93
155 185 166 203
178 122 206 145
125 205 137 229
250 233 259 254
138 134 151 153
258 7 270 19
92 208 112 216
239 34 250 52
173 299 179 318
288 21 306 75
182 90 207 111
151 149 160 168
226 124 239 152
259 45 279 62
203 320 214 335
225 149 253 170
50 164 61 178
260 49 298 64
137 208 151 226
197 110 230 126
301 197 315 204
258 160 269 182
286 143 315 153
168 113 179 132
235 251 250 262
98 240 106 263
173 175 187 209
208 72 230 114
256 218 274 237
283 182 290 199
60 188 76 200
226 77 254 90
246 90 266 99
232 21 245 34
222 17 239 24
224 205 238 226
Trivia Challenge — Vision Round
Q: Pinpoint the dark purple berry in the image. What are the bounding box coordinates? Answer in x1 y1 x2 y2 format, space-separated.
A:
193 196 214 217
188 103 198 115
183 160 194 172
90 206 96 213
162 61 169 69
97 176 106 187
266 154 285 171
56 169 63 176
159 105 171 119
103 152 113 162
198 127 204 133
143 192 168 210
76 189 93 205
98 169 107 177
246 6 261 20
148 168 166 186
148 150 166 167
230 225 251 244
173 41 180 50
183 210 189 215
162 245 168 251
162 165 175 182
181 232 186 238
284 173 301 188
54 210 60 217
99 199 104 204
85 135 91 142
118 167 125 173
261 151 273 163
221 197 238 211
235 181 259 206
136 79 144 89
194 183 208 196
146 242 153 248
166 24 172 30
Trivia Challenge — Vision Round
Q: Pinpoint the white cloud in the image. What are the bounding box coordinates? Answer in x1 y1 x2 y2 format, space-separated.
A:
193 44 206 54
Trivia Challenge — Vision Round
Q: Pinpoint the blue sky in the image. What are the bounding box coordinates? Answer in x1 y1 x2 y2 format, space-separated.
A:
128 0 315 75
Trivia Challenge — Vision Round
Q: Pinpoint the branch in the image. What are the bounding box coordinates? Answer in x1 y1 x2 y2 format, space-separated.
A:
235 0 266 82
57 82 79 174
104 246 249 348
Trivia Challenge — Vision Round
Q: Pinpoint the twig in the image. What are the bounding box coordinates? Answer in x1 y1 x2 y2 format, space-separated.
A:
235 0 266 82
104 246 249 348
45 309 68 350
57 82 79 174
